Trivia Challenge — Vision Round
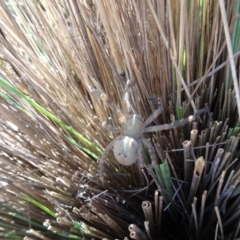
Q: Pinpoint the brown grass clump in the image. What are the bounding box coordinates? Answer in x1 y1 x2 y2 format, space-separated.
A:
0 1 240 239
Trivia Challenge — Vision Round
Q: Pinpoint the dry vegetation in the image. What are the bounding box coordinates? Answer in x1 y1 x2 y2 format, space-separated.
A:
0 0 240 239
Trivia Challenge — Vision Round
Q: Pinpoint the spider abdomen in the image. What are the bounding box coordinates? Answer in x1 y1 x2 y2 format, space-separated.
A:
123 115 144 138
113 136 138 166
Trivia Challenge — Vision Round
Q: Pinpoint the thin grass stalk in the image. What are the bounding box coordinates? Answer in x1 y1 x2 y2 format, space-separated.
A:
233 218 240 239
215 206 224 239
191 197 198 235
154 190 158 226
143 221 152 240
219 0 240 117
182 140 191 182
214 171 225 206
198 190 207 239
146 0 197 113
158 196 163 237
128 224 148 240
187 157 205 205
141 201 155 238
95 0 123 75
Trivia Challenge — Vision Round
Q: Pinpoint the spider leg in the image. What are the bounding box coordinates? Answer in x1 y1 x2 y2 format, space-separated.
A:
144 98 163 127
136 138 158 187
144 107 208 133
137 142 145 169
90 87 125 123
144 108 163 127
98 135 123 174
137 138 158 168
102 118 122 133
135 144 147 186
141 138 158 165
122 79 138 114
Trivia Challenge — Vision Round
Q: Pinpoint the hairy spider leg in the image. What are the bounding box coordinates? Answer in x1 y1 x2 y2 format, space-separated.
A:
98 135 123 174
122 79 138 115
102 118 122 133
91 87 125 124
132 138 158 187
141 138 158 165
135 142 148 186
137 138 158 169
144 107 208 133
144 108 163 127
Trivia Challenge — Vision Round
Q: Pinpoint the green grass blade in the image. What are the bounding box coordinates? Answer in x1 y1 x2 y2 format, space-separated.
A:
4 231 23 240
22 194 57 218
159 161 174 198
0 77 102 158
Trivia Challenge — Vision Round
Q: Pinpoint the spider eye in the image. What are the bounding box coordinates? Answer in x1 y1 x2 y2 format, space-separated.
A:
123 115 144 138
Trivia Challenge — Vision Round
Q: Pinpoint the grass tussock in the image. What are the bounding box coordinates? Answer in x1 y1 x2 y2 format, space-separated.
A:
0 0 240 239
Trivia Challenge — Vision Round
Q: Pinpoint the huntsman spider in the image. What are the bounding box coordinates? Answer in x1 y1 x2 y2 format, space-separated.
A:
91 81 206 174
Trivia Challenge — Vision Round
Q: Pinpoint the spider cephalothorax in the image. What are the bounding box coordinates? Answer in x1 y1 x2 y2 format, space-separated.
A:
122 115 145 137
91 81 207 174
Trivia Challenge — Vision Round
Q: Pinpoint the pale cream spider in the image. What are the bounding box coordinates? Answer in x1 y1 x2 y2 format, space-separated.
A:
91 81 206 174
